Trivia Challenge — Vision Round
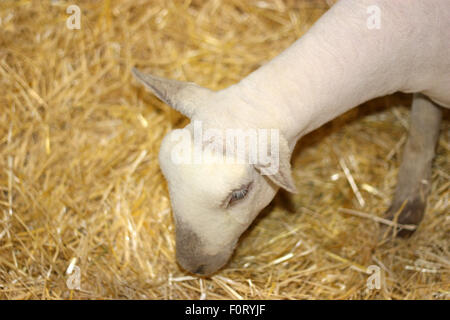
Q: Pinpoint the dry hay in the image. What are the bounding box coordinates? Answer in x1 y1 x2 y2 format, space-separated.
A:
0 0 448 300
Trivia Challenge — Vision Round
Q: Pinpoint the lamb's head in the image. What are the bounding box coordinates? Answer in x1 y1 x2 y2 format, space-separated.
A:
132 68 297 275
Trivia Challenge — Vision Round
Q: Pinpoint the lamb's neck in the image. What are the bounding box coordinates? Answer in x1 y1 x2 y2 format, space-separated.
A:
230 0 414 148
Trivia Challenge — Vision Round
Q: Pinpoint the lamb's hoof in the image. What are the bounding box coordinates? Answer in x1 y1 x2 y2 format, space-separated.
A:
382 197 426 238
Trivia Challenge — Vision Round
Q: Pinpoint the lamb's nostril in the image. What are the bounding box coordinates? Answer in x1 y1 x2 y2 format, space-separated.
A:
194 264 205 274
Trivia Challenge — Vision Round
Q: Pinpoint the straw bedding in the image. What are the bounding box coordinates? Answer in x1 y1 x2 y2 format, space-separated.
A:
0 0 448 299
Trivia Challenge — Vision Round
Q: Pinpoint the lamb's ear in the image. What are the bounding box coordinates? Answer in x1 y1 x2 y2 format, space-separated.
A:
132 68 212 118
254 133 297 193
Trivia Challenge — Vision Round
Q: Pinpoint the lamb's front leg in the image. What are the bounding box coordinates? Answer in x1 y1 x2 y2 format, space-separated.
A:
385 93 442 237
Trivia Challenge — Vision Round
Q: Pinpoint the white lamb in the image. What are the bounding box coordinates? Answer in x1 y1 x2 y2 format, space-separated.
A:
133 0 450 275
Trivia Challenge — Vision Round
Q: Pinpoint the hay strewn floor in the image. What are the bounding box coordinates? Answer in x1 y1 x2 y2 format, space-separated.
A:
0 0 448 300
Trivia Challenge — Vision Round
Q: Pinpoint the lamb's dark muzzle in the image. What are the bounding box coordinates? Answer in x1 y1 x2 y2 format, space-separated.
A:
175 222 231 276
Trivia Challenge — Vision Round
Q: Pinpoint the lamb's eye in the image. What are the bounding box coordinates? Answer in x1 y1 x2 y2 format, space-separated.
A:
227 183 252 207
